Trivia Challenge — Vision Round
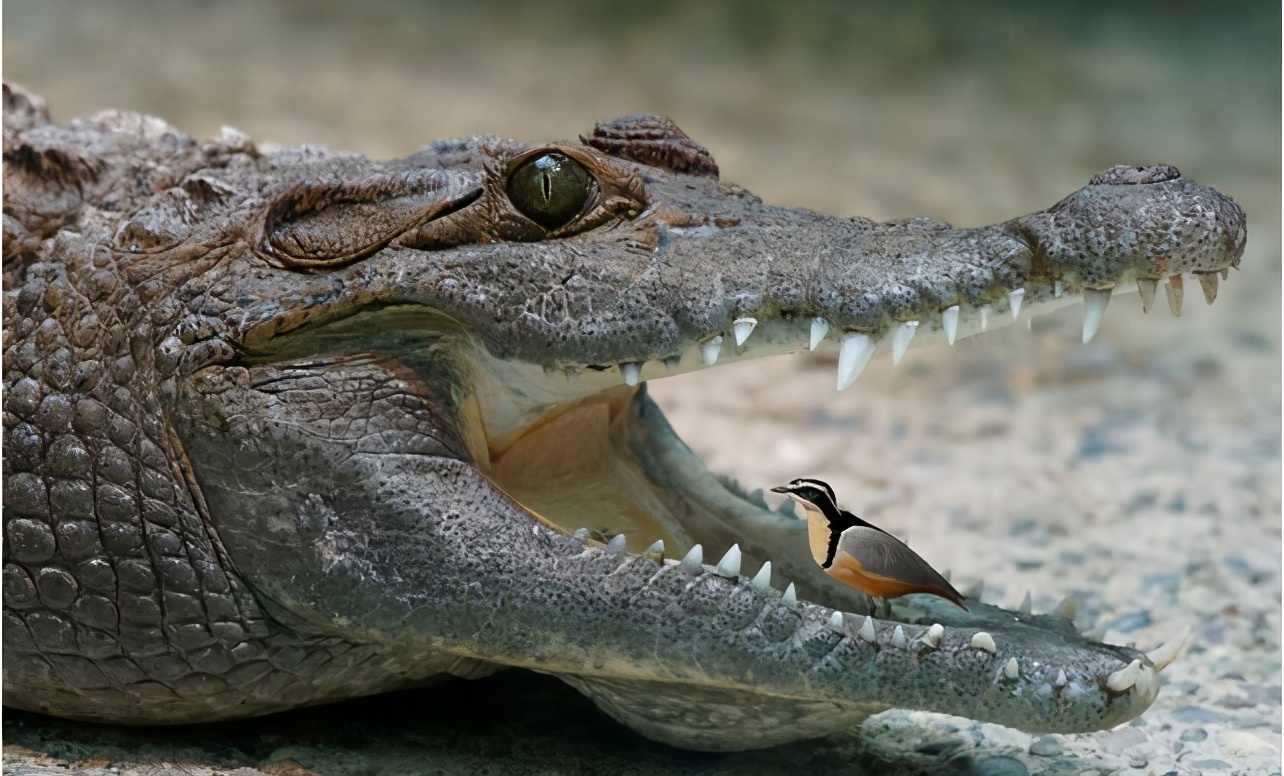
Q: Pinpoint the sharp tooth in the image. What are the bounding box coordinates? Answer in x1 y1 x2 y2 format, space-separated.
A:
751 561 773 591
1003 657 1019 679
643 539 664 558
572 528 591 541
606 534 627 553
699 336 723 366
980 306 990 332
679 544 704 574
1054 280 1063 298
942 305 960 346
828 611 845 630
1054 668 1068 687
1197 272 1219 305
1019 591 1032 616
1137 278 1158 313
1052 594 1078 621
809 317 830 351
1106 659 1143 692
782 582 797 606
1008 288 1025 319
1165 275 1184 316
924 623 944 648
891 625 907 649
970 631 997 654
732 317 757 346
1082 288 1112 344
837 333 876 391
1219 268 1229 280
1145 626 1191 673
620 363 641 386
714 543 741 577
857 616 878 643
891 321 919 365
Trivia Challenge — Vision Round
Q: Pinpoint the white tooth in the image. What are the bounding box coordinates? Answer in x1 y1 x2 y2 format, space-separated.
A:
620 363 641 386
1197 272 1219 305
970 631 997 654
891 625 907 649
1219 267 1229 280
924 623 944 648
809 317 830 351
836 332 876 391
1019 591 1032 616
980 306 990 332
782 582 797 606
1052 595 1078 621
1165 275 1184 317
891 321 919 365
752 561 773 591
1137 278 1158 313
857 616 878 643
1008 288 1025 319
699 335 723 366
679 544 704 574
732 317 757 346
1003 657 1019 679
644 540 664 556
606 534 627 553
1054 668 1068 687
714 543 741 577
1145 626 1191 673
942 305 960 346
1082 288 1111 344
1106 659 1142 692
572 528 591 541
829 611 845 630
1053 280 1063 298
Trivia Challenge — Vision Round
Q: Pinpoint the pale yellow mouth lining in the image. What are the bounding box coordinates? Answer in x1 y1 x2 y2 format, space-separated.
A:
466 384 683 550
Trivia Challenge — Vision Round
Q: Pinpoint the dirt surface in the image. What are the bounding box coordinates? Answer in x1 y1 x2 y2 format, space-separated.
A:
4 2 1280 774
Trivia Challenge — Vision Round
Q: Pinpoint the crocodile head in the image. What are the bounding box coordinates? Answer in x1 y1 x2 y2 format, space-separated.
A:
2 93 1246 751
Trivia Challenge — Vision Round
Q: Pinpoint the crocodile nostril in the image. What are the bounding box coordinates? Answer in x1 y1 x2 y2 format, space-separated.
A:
1089 164 1182 186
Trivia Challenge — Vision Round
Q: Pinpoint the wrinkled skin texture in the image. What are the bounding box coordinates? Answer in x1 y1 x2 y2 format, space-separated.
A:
2 84 1247 751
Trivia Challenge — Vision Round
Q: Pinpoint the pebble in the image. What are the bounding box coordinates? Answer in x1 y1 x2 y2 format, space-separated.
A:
1099 727 1147 754
1179 727 1208 742
964 754 1029 776
1028 736 1063 757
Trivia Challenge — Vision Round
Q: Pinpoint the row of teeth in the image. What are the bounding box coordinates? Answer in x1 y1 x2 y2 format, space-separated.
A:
575 530 1189 694
614 271 1226 391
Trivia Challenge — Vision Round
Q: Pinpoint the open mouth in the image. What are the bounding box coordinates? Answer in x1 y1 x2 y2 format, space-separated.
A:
447 276 1193 620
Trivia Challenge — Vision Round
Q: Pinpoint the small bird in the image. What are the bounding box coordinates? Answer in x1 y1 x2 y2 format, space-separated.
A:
771 478 967 609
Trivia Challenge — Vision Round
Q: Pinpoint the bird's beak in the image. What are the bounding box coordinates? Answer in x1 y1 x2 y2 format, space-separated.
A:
769 485 791 494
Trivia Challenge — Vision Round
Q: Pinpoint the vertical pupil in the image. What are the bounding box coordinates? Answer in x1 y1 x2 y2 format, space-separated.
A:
541 171 553 203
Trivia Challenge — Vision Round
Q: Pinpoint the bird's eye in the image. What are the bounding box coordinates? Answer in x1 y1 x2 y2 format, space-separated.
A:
507 152 591 230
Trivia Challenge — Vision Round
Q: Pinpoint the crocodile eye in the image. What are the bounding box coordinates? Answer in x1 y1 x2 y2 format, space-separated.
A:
507 152 591 230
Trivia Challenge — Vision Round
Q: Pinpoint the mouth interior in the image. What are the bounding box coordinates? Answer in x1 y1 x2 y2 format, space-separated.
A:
483 385 686 550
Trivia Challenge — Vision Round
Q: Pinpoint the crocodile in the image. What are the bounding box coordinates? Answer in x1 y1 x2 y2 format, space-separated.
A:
1 83 1247 752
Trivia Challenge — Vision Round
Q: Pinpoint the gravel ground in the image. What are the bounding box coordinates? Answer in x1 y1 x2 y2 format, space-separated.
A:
4 2 1279 774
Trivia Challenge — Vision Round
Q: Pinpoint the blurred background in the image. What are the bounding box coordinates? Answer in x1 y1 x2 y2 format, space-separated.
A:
5 2 1279 774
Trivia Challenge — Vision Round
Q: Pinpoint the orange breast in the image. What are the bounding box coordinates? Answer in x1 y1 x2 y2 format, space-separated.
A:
827 552 956 601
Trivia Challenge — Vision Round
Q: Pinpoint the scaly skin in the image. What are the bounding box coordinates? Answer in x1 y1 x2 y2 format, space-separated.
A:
2 85 1246 751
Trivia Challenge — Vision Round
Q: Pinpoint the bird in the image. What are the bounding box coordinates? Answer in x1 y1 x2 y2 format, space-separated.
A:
771 478 967 609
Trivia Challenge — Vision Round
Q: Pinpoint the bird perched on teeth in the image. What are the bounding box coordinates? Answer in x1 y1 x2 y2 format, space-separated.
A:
771 478 967 609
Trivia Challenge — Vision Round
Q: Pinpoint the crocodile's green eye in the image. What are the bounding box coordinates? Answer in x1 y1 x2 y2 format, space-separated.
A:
507 152 591 230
